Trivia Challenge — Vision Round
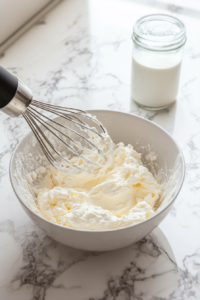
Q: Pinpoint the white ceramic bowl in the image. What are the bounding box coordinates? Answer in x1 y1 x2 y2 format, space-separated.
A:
10 110 185 251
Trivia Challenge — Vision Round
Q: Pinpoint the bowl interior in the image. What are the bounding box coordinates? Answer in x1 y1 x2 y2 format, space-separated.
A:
10 110 185 222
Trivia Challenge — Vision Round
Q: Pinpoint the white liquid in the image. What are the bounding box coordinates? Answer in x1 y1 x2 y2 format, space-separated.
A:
131 56 182 108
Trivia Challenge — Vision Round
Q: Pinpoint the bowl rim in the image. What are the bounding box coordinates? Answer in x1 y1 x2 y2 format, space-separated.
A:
9 109 185 233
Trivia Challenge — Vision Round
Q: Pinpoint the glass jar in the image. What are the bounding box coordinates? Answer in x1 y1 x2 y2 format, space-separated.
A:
131 14 186 110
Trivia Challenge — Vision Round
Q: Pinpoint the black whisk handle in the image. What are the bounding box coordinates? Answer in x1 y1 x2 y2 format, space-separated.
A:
0 66 32 117
0 66 18 109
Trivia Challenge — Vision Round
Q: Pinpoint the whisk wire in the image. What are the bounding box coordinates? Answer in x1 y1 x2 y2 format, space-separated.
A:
23 113 56 167
27 105 104 157
22 100 109 173
27 108 98 167
25 111 85 172
31 100 106 136
31 100 87 115
31 101 87 125
32 104 104 139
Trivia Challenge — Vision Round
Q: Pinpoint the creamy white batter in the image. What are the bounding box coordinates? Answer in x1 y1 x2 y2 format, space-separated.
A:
35 140 161 230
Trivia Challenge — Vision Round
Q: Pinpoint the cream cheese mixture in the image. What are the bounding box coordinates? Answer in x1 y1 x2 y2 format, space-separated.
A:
35 137 161 230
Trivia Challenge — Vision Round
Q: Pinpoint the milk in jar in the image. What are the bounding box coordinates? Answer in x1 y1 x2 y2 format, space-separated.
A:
131 15 186 110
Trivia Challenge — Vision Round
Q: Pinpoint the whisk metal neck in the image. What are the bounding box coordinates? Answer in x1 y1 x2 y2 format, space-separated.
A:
2 80 33 117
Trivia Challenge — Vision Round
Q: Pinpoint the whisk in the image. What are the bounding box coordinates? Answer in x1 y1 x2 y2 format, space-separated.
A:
0 66 109 172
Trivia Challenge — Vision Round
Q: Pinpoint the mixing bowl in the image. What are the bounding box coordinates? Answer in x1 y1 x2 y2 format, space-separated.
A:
10 110 185 251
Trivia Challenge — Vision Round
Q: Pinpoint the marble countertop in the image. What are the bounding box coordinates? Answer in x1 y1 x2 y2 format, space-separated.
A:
0 0 200 299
